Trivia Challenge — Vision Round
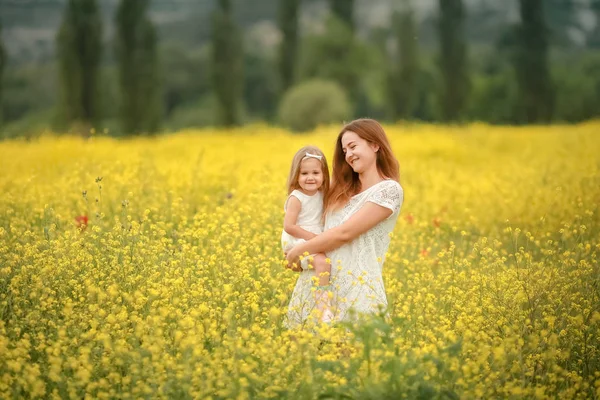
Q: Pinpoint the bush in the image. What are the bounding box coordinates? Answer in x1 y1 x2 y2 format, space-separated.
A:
165 94 249 131
467 68 518 124
552 54 600 123
0 109 56 140
278 79 351 132
166 95 219 130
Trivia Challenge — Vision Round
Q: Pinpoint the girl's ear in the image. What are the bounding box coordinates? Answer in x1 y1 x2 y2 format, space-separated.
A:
370 142 380 153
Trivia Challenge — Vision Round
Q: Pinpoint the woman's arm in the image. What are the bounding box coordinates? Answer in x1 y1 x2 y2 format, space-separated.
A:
285 202 392 268
283 196 318 240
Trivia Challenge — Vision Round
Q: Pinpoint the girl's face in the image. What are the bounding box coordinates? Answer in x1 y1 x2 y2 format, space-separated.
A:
341 131 379 174
298 158 324 195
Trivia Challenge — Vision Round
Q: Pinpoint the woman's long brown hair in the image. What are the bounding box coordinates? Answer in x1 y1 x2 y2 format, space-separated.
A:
324 119 400 214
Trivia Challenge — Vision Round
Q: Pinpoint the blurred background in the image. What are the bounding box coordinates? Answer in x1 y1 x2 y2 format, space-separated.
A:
0 0 599 138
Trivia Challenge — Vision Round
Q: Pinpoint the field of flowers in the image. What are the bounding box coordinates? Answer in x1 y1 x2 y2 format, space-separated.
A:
0 122 599 399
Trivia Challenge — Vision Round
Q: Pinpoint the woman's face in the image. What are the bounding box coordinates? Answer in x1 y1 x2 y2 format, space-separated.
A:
341 131 379 174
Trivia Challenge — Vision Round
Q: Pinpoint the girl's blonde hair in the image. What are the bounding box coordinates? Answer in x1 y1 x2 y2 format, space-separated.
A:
286 145 330 196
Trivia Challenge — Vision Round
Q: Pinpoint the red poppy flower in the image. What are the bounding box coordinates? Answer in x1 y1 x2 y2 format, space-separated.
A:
404 214 414 224
433 217 441 228
75 215 88 231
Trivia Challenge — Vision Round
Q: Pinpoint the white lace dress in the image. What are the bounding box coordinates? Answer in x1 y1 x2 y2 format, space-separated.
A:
286 179 404 327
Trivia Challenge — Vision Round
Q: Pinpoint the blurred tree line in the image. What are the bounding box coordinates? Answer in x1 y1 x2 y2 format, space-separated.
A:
1 0 600 137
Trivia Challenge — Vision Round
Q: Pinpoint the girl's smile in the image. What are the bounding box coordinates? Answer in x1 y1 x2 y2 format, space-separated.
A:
298 158 323 195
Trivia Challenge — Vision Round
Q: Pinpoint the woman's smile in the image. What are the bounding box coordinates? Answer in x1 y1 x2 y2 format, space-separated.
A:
342 131 378 172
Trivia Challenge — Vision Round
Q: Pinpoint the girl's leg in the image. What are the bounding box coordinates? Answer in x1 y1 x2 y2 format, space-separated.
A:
312 254 334 323
313 253 331 286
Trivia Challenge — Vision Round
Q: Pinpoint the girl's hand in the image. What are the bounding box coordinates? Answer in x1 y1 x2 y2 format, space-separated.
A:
287 263 303 272
285 246 302 271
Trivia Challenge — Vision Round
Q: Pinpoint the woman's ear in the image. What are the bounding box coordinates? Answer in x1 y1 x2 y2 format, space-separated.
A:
370 143 380 153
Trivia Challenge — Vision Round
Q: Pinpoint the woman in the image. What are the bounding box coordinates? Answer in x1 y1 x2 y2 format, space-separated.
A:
285 118 403 326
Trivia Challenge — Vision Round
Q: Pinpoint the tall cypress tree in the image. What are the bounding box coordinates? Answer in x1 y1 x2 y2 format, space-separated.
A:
514 0 554 122
278 0 301 94
0 22 5 125
56 0 102 127
329 0 354 31
115 0 161 134
212 0 243 126
388 2 419 120
438 0 469 122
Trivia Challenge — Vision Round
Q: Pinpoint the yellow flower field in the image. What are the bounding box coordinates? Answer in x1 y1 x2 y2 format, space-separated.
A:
0 123 599 399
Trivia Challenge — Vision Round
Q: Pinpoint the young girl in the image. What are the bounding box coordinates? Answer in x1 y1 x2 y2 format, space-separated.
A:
281 146 334 323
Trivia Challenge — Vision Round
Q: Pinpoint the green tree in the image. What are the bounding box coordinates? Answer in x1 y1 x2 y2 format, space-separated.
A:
329 0 354 31
387 1 419 120
278 0 301 94
115 0 161 134
468 67 518 124
437 0 470 122
212 0 244 126
466 0 512 44
513 0 554 123
244 51 278 120
160 43 211 118
300 16 370 108
553 54 600 122
56 0 103 128
0 22 5 125
2 65 58 124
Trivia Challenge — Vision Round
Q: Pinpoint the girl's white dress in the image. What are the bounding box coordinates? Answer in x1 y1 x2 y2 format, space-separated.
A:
286 180 403 327
281 190 324 270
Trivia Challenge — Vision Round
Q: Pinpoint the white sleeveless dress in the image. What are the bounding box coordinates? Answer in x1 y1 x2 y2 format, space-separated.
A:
281 190 324 270
286 180 403 327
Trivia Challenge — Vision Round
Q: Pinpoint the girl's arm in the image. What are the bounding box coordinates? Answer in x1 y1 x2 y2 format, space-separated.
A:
285 202 392 268
283 196 318 241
